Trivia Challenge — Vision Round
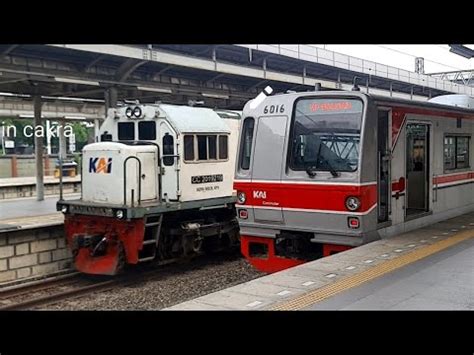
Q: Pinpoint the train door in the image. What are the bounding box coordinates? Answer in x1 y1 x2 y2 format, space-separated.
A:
159 121 179 201
405 123 430 218
251 115 287 223
377 109 391 223
136 151 158 202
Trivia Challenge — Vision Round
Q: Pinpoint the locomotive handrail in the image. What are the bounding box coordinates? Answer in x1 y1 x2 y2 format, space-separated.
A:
123 156 142 207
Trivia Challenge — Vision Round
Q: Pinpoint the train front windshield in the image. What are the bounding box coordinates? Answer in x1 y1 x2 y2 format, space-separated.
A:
290 98 363 174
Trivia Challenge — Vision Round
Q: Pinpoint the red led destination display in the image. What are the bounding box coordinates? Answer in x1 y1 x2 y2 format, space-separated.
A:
310 101 353 112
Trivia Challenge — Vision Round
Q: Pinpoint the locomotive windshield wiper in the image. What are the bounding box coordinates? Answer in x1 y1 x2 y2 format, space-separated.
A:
305 165 317 177
315 140 340 178
327 162 340 178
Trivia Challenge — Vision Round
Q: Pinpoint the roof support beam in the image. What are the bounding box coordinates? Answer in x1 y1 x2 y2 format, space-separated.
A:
84 54 106 72
2 45 19 56
116 58 147 82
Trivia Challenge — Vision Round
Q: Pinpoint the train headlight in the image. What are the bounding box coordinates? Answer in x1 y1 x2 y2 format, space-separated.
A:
116 210 124 219
133 106 142 118
237 191 246 204
345 196 361 211
61 205 68 214
125 107 133 118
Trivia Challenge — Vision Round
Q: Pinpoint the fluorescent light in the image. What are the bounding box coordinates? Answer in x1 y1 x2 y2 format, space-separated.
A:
42 95 105 103
54 77 100 86
202 92 229 99
137 86 173 94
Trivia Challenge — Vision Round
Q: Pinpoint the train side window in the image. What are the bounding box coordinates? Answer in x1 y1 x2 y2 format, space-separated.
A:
240 117 255 170
197 135 208 160
163 133 174 166
208 135 217 160
118 122 135 140
138 121 156 140
455 136 470 169
219 135 228 160
444 135 470 170
184 135 194 161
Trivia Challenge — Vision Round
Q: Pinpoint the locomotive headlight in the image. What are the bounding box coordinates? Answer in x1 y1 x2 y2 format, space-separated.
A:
237 191 246 204
133 106 142 118
345 196 361 211
125 107 133 118
61 205 68 214
116 210 124 219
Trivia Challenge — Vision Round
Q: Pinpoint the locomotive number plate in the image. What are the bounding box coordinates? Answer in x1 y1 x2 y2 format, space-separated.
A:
191 174 224 184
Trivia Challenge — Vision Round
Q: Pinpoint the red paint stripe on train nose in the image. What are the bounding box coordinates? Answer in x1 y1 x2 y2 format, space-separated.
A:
234 181 377 213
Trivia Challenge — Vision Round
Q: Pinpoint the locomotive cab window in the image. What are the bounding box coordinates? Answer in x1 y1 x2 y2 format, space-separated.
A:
118 122 135 141
444 135 470 171
208 135 217 160
163 133 175 166
184 134 228 163
219 135 228 160
240 117 255 170
184 135 194 161
138 121 156 140
289 98 363 173
197 135 208 160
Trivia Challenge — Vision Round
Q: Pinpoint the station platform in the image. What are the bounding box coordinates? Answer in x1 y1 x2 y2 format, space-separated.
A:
167 212 474 310
0 176 81 200
0 196 72 284
0 193 79 222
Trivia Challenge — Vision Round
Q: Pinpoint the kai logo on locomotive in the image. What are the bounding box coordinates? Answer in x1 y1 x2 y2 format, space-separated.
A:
89 157 113 174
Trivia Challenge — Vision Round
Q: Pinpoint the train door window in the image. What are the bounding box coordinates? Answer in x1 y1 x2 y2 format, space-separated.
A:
240 117 255 170
138 121 156 140
406 123 429 218
184 135 194 161
445 135 470 170
208 135 217 160
219 135 228 160
118 122 135 140
162 133 174 166
377 109 390 223
197 135 208 160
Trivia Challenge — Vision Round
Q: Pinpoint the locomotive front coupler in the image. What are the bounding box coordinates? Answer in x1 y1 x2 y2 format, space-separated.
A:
72 234 108 256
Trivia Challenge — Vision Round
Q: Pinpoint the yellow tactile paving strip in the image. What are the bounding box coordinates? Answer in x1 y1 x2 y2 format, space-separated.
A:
271 229 474 311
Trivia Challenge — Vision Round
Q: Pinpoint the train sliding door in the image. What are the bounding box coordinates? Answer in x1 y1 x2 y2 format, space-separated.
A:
377 109 391 223
405 123 430 218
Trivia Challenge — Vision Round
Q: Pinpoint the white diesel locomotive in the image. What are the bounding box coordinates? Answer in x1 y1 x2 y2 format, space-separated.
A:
58 104 241 275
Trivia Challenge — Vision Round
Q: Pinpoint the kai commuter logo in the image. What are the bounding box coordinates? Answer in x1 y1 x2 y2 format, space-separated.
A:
89 157 113 174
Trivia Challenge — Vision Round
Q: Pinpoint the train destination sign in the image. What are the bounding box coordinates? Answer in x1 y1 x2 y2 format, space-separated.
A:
310 101 353 112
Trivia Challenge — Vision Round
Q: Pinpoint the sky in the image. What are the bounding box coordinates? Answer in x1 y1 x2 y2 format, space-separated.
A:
311 45 474 74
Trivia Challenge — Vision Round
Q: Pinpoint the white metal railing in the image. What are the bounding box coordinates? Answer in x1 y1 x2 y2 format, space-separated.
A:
238 45 474 97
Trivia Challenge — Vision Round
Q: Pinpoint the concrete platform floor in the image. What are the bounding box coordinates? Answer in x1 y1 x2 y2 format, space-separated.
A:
166 211 474 310
0 193 79 221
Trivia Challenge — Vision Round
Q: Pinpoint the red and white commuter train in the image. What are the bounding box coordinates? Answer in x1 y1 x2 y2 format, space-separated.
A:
234 90 474 272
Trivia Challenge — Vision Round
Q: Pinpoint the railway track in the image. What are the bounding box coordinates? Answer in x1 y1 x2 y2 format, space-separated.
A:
0 251 256 310
0 273 117 310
